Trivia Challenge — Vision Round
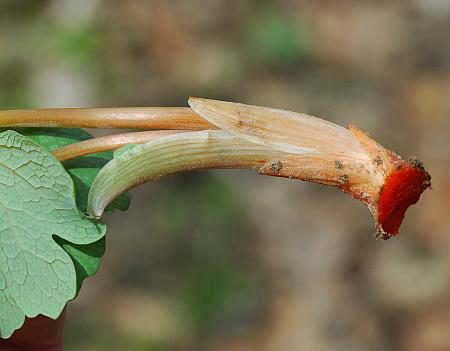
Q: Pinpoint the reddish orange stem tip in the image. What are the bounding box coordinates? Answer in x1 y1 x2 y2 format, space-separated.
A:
377 158 431 239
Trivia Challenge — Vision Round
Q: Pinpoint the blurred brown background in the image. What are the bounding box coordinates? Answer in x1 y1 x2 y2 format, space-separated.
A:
1 0 449 350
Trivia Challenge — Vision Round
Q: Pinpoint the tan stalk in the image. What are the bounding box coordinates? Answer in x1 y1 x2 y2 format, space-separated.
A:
0 107 214 130
52 130 185 161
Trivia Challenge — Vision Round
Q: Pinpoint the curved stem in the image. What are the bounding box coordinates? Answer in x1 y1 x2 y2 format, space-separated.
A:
87 130 279 218
52 130 186 161
0 107 215 130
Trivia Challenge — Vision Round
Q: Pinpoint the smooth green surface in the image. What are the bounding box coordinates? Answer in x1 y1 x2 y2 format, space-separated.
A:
55 236 106 294
0 130 106 338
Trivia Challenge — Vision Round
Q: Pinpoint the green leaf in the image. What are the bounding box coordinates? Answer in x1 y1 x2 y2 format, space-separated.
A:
8 128 131 294
14 127 131 213
0 130 106 338
54 236 106 294
11 127 93 150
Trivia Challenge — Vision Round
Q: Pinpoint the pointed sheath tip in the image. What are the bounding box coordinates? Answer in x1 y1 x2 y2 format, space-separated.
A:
189 97 229 109
188 97 209 113
188 96 204 105
188 97 223 112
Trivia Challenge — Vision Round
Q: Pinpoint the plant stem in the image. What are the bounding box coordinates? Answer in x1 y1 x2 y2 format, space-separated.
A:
87 130 278 218
0 107 215 130
52 130 185 161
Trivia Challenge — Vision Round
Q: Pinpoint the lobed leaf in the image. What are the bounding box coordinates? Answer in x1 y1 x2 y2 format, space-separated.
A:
0 130 106 338
8 128 131 296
